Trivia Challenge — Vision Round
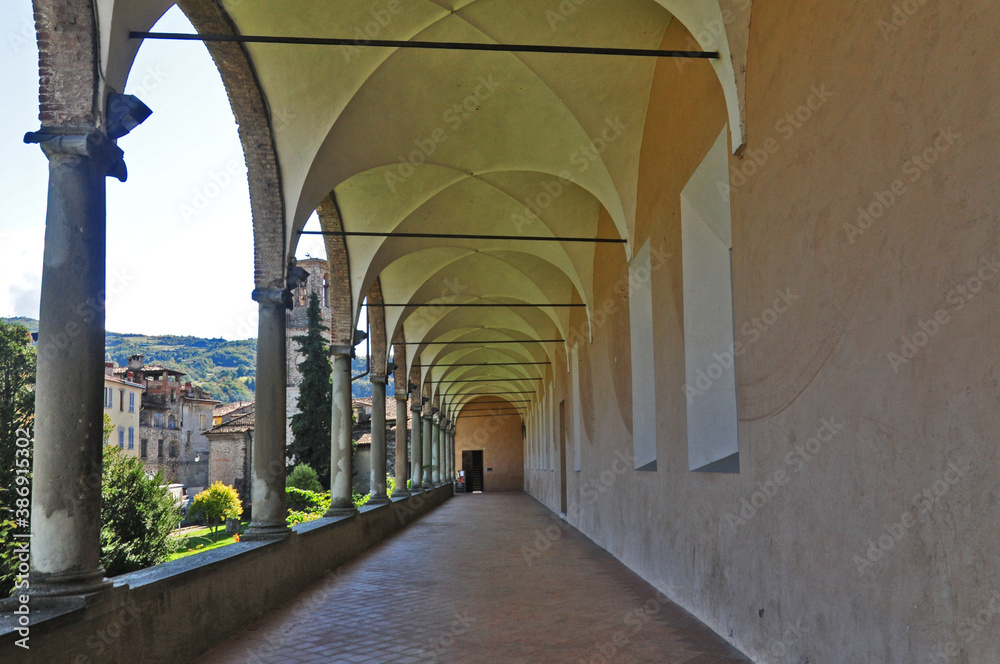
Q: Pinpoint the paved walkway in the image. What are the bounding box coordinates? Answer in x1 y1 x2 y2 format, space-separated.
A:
193 493 750 664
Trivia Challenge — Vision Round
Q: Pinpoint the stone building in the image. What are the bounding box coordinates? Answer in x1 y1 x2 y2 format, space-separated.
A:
286 257 332 444
102 362 143 457
206 404 254 509
115 354 218 489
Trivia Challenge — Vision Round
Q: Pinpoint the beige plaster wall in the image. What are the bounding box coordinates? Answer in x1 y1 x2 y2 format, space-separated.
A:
456 397 524 493
526 7 1000 663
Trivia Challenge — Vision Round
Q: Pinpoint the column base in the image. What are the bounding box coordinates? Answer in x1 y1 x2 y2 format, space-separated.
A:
30 568 114 597
242 522 292 541
421 482 435 491
367 494 391 506
391 488 412 499
324 503 358 518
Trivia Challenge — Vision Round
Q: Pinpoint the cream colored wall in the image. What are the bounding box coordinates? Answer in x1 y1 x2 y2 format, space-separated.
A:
527 8 1000 663
455 397 524 493
104 379 142 458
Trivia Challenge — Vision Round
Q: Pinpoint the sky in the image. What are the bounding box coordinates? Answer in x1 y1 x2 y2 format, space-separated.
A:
0 4 329 340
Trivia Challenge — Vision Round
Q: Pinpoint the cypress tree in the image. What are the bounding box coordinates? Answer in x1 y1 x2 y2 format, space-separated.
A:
288 292 333 487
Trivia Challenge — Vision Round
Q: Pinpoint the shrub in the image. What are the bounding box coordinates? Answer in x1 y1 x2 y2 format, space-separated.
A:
286 487 331 514
101 446 182 576
287 464 322 492
190 482 243 543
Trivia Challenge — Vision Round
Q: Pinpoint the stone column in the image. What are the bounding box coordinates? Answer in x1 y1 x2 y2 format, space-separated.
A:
440 419 450 485
29 130 122 595
326 348 356 516
449 424 457 482
394 395 411 498
368 376 389 506
422 413 434 490
244 288 293 541
431 411 441 485
410 401 423 493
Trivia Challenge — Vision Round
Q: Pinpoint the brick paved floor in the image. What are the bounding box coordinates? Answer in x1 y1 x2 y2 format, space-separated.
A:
192 493 751 664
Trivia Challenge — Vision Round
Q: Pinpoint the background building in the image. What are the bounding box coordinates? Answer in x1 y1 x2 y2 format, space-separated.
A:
103 362 142 457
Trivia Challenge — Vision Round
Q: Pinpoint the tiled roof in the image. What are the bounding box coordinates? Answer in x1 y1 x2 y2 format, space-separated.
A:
354 432 372 447
104 375 144 389
114 365 185 376
206 410 255 434
214 400 254 417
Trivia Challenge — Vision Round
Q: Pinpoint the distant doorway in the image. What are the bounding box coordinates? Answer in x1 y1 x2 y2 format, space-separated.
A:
559 400 567 515
463 450 485 493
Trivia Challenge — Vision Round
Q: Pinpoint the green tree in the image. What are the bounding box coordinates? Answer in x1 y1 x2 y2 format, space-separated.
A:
103 413 114 444
288 292 332 486
0 323 34 596
101 445 182 576
287 463 322 492
190 482 243 543
0 322 35 502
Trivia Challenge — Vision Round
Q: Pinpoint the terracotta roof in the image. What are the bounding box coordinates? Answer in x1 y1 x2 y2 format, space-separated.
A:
354 432 372 447
114 365 185 377
103 375 144 389
214 400 254 417
206 410 255 435
353 396 413 425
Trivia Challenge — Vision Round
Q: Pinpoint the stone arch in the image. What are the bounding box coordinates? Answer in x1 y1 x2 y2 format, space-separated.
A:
366 279 387 376
315 194 354 348
31 0 101 127
172 0 287 287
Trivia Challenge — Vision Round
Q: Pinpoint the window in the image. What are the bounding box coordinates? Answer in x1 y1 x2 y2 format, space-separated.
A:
322 274 329 307
118 427 125 449
157 440 164 458
153 412 164 428
129 392 135 413
571 344 583 472
128 427 134 450
119 389 125 411
200 414 206 430
168 441 179 458
171 390 176 403
629 241 657 471
682 127 739 473
141 439 148 458
104 387 113 408
168 415 176 430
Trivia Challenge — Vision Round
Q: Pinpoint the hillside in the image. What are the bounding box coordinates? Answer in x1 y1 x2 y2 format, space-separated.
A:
3 318 391 403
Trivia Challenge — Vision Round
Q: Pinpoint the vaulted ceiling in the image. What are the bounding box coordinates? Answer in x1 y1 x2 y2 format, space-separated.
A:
102 0 748 418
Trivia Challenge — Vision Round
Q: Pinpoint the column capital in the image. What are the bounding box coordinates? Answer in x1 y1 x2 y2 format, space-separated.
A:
25 127 126 181
252 287 292 309
371 374 388 385
330 345 354 357
396 394 408 402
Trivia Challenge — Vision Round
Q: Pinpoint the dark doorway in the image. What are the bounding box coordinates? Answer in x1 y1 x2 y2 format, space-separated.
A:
463 450 485 492
559 400 567 515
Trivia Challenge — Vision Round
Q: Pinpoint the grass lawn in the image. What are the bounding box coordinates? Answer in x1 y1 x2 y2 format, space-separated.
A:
167 524 247 561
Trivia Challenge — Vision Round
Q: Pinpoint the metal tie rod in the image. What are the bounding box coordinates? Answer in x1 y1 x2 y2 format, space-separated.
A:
401 339 562 345
432 378 543 383
300 230 625 244
370 303 584 308
432 362 550 367
130 32 719 59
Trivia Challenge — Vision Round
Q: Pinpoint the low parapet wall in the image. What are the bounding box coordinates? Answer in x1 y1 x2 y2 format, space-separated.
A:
0 485 453 663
